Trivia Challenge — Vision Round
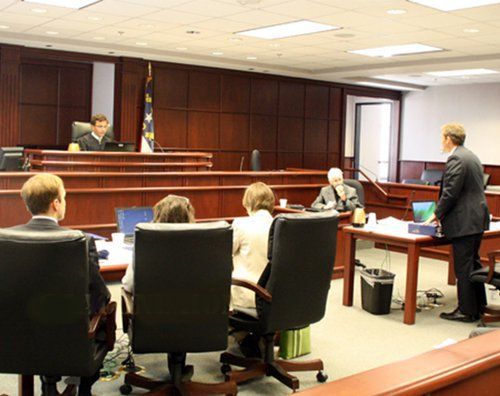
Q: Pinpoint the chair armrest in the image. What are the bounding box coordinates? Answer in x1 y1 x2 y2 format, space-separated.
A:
88 301 117 351
486 250 500 284
121 288 134 333
232 277 272 302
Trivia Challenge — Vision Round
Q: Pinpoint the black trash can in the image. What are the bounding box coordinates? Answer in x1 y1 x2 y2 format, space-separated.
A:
360 268 395 315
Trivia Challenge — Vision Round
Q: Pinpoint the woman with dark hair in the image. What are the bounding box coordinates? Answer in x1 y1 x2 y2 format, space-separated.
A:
121 194 195 292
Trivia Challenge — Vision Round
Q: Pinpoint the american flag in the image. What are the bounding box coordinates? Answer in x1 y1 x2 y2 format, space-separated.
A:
140 62 154 153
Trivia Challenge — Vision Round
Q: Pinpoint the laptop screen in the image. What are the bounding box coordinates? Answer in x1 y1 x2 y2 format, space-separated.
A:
411 201 436 223
115 207 154 236
104 141 136 152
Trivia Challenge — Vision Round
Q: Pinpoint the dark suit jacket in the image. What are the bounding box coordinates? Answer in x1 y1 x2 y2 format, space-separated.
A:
76 132 112 151
9 218 111 314
435 145 490 239
311 184 361 212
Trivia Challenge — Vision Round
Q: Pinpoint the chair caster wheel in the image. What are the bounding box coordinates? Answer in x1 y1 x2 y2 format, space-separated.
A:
119 384 132 394
316 371 328 383
221 364 231 375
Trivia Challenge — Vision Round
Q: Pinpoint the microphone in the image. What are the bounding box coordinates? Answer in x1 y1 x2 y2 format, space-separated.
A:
335 184 345 197
239 156 245 172
401 190 416 221
153 140 166 153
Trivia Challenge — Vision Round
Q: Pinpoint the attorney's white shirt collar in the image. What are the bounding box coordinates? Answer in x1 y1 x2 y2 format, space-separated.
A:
32 215 58 224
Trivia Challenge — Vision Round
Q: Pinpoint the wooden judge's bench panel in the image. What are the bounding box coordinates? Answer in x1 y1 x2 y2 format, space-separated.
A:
0 170 326 232
25 149 213 172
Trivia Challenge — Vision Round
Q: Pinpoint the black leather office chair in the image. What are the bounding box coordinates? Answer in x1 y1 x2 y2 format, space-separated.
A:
470 250 500 324
420 169 443 186
344 178 365 207
220 212 338 392
402 179 430 186
120 222 237 396
71 121 114 142
0 228 116 396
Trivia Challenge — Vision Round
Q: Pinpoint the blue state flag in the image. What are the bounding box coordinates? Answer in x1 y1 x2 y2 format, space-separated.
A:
140 62 154 153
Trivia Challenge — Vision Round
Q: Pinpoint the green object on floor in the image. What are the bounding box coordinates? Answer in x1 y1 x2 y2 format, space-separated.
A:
279 326 311 359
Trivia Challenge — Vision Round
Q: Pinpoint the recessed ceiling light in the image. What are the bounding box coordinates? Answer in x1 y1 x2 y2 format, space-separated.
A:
463 28 480 33
236 20 340 40
46 31 59 35
425 68 498 77
186 30 200 35
93 36 105 40
135 42 148 46
387 9 407 14
349 43 443 57
31 8 47 13
246 56 257 60
0 25 10 29
176 47 188 50
408 0 500 11
88 16 101 21
212 51 223 56
24 0 102 9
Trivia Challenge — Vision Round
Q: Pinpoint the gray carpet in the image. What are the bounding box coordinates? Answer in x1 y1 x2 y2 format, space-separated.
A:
1 244 498 395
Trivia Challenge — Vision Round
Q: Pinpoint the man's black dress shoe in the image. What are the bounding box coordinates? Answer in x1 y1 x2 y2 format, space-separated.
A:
440 307 478 323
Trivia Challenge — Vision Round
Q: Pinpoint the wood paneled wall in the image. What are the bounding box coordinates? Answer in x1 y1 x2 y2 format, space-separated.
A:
399 160 500 185
1 44 401 170
114 59 345 171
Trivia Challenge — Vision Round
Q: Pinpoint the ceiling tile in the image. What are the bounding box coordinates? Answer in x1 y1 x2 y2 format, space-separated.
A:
83 0 161 17
225 9 293 26
2 1 73 17
141 9 210 24
61 10 130 25
0 12 51 25
262 0 344 19
404 13 479 29
172 0 245 18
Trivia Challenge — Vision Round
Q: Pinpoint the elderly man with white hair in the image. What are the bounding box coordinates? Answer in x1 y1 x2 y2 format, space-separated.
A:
311 167 362 212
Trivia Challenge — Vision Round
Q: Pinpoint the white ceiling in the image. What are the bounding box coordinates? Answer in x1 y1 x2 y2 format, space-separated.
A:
1 0 500 89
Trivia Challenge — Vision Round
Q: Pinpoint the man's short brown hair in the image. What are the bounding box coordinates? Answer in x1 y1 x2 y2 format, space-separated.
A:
242 182 275 214
153 195 195 223
21 173 64 215
90 114 109 126
441 123 466 146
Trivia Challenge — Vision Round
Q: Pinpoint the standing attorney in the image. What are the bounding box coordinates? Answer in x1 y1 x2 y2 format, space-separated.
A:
76 113 112 151
426 123 490 322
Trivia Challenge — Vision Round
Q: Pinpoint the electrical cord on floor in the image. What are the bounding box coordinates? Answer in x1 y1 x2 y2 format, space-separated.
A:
100 333 130 381
392 288 445 311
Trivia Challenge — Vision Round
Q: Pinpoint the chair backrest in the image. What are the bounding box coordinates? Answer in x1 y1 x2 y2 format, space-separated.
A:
250 149 261 171
420 169 443 186
131 221 233 354
0 229 94 377
71 121 114 142
344 178 365 206
259 212 338 333
402 179 430 186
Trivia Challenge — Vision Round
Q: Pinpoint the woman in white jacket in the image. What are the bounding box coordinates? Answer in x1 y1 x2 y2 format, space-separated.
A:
231 182 275 309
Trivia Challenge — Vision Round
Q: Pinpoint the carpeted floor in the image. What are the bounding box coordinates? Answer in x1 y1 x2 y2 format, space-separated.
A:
1 244 498 395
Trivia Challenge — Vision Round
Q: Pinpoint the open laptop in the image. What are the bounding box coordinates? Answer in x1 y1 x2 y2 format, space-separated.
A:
104 141 136 152
411 201 436 223
115 206 154 244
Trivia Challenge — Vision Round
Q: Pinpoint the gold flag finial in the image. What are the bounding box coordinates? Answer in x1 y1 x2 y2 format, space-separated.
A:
148 61 152 77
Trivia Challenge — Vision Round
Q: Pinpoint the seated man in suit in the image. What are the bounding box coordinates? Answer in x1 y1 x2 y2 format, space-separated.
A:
312 167 362 212
10 173 111 396
76 113 112 151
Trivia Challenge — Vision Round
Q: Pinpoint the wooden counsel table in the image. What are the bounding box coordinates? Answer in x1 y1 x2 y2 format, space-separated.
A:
342 223 500 325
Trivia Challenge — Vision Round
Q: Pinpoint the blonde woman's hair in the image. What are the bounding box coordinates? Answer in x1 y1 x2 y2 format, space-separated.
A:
242 182 275 214
441 123 466 146
153 195 195 223
21 173 64 215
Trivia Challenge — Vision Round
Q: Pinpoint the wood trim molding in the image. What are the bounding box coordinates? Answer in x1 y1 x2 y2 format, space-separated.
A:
0 45 21 146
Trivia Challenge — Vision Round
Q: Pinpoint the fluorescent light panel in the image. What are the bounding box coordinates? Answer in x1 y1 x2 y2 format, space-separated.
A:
349 43 442 57
23 0 101 9
426 68 499 77
408 0 500 11
348 77 426 91
236 20 340 40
